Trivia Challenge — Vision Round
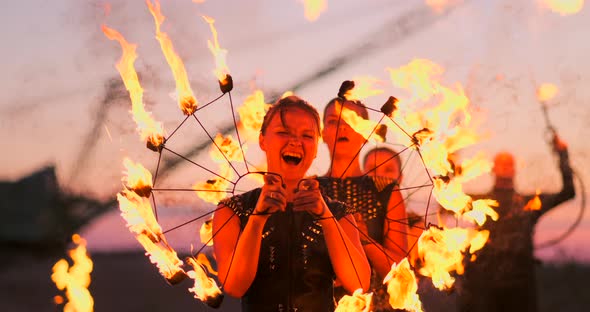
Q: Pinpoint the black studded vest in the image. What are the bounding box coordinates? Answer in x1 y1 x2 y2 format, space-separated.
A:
220 188 354 312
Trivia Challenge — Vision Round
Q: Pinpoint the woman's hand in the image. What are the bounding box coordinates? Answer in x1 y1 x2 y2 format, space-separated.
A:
253 174 287 216
293 178 332 219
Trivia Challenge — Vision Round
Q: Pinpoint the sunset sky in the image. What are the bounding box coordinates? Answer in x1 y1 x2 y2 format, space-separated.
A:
1 0 589 262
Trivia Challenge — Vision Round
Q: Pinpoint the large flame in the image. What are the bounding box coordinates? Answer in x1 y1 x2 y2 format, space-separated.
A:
186 256 223 303
202 15 231 86
51 234 94 312
102 25 165 148
300 0 328 22
417 227 489 290
335 288 373 312
383 258 423 312
542 0 585 15
146 0 198 115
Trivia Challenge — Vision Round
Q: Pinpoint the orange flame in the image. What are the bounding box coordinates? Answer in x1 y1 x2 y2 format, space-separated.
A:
202 15 231 86
122 158 153 196
524 190 542 211
237 90 271 134
117 189 162 241
102 25 165 148
335 288 373 312
193 162 234 204
417 227 489 290
186 256 223 303
200 218 213 246
342 76 384 101
384 258 423 312
51 234 94 312
146 0 198 115
210 134 245 163
300 0 328 22
536 83 559 102
334 101 384 143
542 0 584 15
136 234 186 282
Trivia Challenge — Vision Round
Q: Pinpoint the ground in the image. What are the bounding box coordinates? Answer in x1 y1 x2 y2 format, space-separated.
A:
1 248 588 312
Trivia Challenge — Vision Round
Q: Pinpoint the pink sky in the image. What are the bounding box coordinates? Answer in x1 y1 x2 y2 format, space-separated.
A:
1 0 589 263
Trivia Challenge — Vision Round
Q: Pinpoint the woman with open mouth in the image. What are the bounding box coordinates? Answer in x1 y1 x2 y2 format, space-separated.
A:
212 95 371 312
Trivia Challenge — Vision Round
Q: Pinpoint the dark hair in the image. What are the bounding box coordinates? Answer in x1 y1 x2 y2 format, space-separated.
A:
363 146 402 172
322 97 369 122
260 95 321 136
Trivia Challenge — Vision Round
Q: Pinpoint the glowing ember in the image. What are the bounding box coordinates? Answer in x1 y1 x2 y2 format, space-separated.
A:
122 158 153 197
524 190 542 211
186 256 223 307
300 0 328 22
536 83 559 102
102 25 165 149
146 0 198 115
51 234 94 312
542 0 585 15
335 289 373 312
202 15 232 92
383 258 423 312
417 227 489 290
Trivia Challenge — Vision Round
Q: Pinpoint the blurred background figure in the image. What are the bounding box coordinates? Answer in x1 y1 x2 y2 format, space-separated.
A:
459 134 576 312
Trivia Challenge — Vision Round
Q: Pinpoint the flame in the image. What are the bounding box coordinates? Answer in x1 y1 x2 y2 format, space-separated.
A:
122 158 153 196
542 0 584 15
417 227 489 290
334 101 384 143
300 0 327 22
210 134 245 163
186 256 223 303
524 190 542 211
193 162 234 204
200 218 213 246
335 289 373 312
117 189 162 241
341 76 384 101
237 90 271 134
383 258 423 312
102 25 165 148
146 0 198 115
536 83 559 102
202 15 231 86
51 234 94 312
136 234 186 282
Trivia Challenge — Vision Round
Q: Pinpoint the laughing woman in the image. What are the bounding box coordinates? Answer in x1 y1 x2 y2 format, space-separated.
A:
212 96 371 312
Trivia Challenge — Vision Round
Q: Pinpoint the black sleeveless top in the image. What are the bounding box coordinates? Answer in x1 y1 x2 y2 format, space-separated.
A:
220 188 354 312
317 175 400 312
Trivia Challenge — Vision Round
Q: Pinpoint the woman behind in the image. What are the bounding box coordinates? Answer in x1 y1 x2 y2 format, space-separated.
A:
212 96 371 312
319 97 408 311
